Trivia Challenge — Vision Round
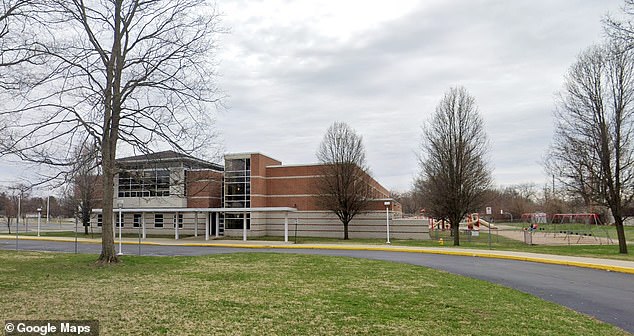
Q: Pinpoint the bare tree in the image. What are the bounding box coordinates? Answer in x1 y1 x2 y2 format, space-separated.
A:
547 42 634 254
0 0 223 263
417 86 492 246
391 190 423 216
499 183 538 219
68 142 101 235
0 191 12 233
316 122 373 240
605 0 634 51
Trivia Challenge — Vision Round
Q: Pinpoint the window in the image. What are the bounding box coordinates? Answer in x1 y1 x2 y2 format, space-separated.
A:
97 214 102 227
154 214 164 228
116 213 124 227
224 158 251 209
224 213 250 230
173 214 183 228
118 169 171 198
133 214 142 228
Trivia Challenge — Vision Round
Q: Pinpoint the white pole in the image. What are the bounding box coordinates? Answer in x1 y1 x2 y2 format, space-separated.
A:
284 212 288 243
194 212 198 237
384 201 391 244
46 196 50 225
215 212 219 238
17 195 21 226
142 213 146 239
37 208 42 237
175 212 179 240
117 207 123 255
243 212 247 241
205 212 209 241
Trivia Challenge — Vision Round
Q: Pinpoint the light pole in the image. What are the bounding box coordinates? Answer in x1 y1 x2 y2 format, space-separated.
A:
36 208 42 237
117 200 124 256
384 201 391 244
17 194 21 226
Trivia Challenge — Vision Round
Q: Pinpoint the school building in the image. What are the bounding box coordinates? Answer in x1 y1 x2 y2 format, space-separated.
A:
92 151 429 240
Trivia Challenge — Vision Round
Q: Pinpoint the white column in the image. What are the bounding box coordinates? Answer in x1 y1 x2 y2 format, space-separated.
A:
215 212 220 238
117 209 123 255
384 201 391 244
386 206 391 244
205 212 209 241
37 209 42 237
284 212 289 243
142 214 146 239
242 212 247 241
194 212 199 237
46 196 50 225
175 212 179 240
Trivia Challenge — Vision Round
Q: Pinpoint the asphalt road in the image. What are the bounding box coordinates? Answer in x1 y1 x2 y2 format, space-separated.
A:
2 239 633 333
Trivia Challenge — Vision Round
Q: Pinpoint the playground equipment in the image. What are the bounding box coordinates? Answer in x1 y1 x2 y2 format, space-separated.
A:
428 214 498 231
466 213 497 230
428 218 450 231
521 212 548 224
548 213 614 245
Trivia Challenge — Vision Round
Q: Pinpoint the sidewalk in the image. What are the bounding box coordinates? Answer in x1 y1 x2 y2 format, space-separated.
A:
1 234 633 275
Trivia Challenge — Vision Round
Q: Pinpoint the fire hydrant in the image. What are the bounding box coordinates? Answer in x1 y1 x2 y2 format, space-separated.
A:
439 238 444 246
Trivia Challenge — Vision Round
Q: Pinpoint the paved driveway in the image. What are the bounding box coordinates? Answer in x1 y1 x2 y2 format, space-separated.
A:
1 239 633 333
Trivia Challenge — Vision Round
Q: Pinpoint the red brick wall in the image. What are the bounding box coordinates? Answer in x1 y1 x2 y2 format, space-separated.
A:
186 170 222 208
250 154 281 207
264 164 398 212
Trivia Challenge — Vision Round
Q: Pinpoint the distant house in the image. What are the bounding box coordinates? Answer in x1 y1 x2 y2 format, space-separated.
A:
92 151 429 240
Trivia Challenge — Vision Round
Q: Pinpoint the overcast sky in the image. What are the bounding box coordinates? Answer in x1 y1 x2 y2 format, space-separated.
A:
0 0 627 193
215 0 625 192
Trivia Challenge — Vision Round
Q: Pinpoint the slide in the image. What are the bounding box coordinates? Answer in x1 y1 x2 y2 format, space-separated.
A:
477 218 497 229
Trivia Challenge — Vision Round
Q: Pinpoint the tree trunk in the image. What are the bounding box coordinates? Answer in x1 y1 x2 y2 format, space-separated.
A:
7 217 11 234
97 152 118 264
452 221 460 246
614 216 629 254
343 221 349 240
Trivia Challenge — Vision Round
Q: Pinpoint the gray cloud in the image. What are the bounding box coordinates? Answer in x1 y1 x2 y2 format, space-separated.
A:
0 0 624 193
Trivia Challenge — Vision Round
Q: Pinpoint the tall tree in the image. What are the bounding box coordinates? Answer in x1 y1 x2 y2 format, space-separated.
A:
316 122 372 240
417 86 492 246
547 42 633 254
0 0 223 263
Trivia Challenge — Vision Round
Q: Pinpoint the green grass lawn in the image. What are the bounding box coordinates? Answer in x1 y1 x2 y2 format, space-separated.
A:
0 251 629 336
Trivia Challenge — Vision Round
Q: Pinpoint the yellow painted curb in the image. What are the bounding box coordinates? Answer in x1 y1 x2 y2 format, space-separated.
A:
2 236 633 275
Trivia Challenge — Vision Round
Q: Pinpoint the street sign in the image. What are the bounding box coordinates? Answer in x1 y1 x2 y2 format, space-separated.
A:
486 207 492 215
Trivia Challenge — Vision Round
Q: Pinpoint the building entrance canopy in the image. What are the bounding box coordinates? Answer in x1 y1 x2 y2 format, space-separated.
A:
92 207 297 242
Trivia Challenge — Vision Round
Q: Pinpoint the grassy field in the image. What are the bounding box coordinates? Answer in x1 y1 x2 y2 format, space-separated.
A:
0 251 629 336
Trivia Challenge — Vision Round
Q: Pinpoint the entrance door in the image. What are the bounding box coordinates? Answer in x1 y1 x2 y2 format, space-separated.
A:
210 212 216 236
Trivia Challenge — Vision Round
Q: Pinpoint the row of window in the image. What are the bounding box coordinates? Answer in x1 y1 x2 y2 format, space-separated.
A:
118 170 171 198
96 212 249 230
96 214 183 228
